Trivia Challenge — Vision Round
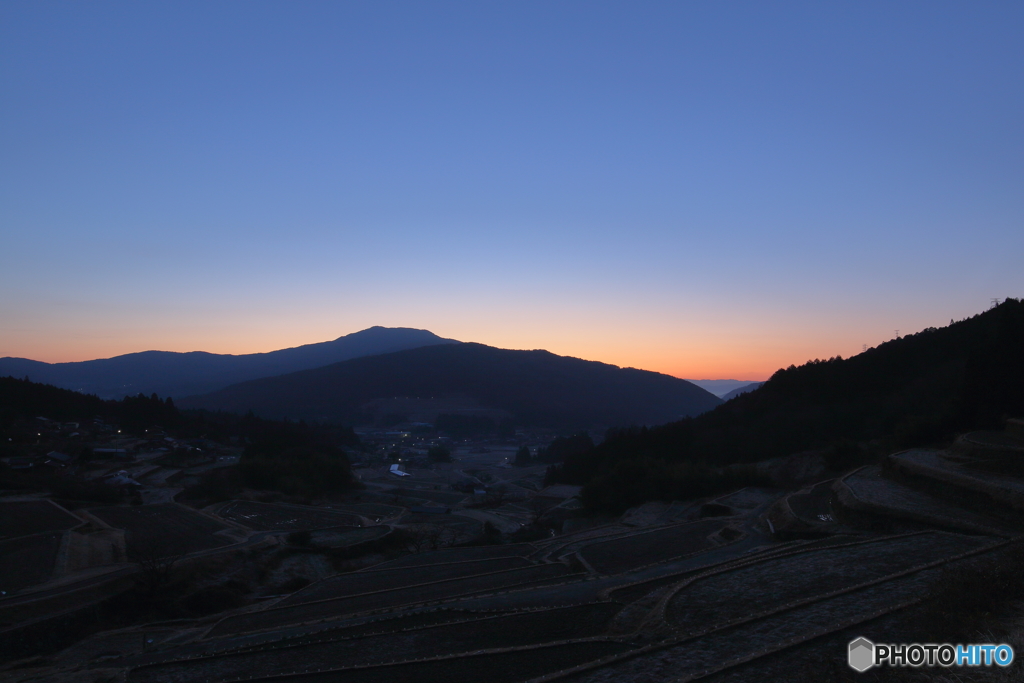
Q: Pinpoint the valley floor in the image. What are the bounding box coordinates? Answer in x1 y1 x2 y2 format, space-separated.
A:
4 422 1024 682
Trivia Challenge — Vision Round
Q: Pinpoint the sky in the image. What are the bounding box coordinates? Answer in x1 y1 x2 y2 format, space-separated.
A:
2 2 1022 381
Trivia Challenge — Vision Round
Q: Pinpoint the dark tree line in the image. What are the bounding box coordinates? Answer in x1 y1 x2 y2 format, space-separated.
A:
233 413 360 497
0 376 362 500
546 298 1024 512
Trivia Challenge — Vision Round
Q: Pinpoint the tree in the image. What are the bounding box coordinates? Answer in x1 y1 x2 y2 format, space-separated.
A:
535 433 594 464
514 445 532 466
127 535 188 597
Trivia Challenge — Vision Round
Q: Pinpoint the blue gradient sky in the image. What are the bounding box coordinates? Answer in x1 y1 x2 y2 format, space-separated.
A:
2 2 1022 379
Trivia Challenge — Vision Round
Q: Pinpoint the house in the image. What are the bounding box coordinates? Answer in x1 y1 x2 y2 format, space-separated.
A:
1 456 37 470
93 448 132 460
45 451 73 467
106 470 142 487
388 464 411 477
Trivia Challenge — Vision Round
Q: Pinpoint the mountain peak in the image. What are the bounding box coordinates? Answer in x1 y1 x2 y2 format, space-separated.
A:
0 327 459 399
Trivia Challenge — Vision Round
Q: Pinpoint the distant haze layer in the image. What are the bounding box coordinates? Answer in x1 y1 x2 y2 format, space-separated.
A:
685 380 761 398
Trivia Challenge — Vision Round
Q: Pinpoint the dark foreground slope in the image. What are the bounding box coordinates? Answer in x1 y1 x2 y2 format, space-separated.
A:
180 343 722 429
0 327 456 399
551 299 1024 507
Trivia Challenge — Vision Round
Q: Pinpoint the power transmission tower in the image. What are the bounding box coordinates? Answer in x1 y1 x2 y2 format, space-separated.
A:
862 344 867 353
991 298 1001 309
894 330 900 339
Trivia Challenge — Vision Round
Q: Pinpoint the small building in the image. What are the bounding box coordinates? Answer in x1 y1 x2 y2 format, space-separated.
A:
93 448 132 460
106 470 142 487
44 451 73 467
1 456 37 470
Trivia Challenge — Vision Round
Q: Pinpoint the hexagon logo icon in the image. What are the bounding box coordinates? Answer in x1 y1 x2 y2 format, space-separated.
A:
848 637 875 672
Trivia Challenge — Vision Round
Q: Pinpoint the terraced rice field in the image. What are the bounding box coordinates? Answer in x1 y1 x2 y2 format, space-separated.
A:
0 531 63 592
786 480 835 523
130 603 622 683
0 500 81 539
580 519 726 574
326 503 404 519
665 532 993 633
308 526 389 548
371 543 535 569
279 557 535 605
713 488 777 511
565 566 953 683
20 421 1024 683
208 563 575 636
386 488 467 506
233 640 629 683
400 511 475 524
842 466 1005 531
216 501 363 530
892 449 1024 507
91 503 233 555
962 430 1024 451
134 608 518 664
400 515 482 542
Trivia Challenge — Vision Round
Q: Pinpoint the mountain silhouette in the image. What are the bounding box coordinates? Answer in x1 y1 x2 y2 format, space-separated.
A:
178 342 722 430
0 327 457 399
548 298 1024 511
720 382 765 401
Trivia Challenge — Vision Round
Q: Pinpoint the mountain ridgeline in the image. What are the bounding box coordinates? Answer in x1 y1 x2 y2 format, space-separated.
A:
720 381 764 401
179 343 723 430
0 327 457 399
549 298 1024 512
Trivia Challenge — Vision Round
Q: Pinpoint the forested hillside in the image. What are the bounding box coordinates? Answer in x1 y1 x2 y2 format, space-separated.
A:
548 299 1024 511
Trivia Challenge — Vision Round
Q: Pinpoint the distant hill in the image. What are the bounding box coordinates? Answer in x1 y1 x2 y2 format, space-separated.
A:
550 299 1024 511
684 379 758 398
179 343 723 430
0 327 457 400
720 382 765 401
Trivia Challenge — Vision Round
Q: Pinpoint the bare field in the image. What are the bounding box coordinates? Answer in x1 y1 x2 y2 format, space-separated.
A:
0 500 81 539
90 503 233 556
665 532 992 632
842 465 1010 532
370 543 536 569
0 531 63 593
308 526 389 548
209 563 573 636
565 568 949 683
235 640 630 683
129 603 622 683
216 501 363 530
280 557 534 605
326 503 404 519
579 519 726 574
387 488 467 506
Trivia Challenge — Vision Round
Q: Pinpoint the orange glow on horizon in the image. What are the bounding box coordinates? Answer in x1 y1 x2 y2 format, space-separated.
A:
4 298 971 383
1 325 847 384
